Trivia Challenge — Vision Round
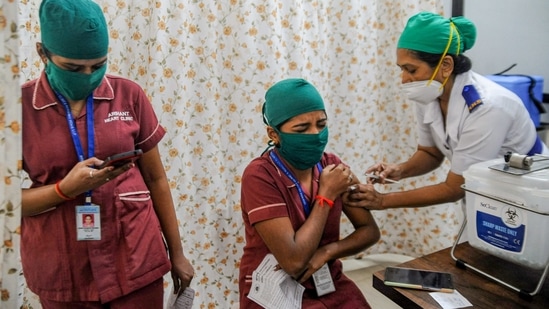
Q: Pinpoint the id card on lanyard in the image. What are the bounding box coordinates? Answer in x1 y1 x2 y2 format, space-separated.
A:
57 92 102 241
76 204 101 240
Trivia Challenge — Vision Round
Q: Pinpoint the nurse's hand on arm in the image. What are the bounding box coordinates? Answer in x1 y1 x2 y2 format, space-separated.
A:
21 157 134 217
345 172 464 210
344 145 465 210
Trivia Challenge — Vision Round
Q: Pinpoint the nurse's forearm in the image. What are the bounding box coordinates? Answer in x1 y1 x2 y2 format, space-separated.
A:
400 148 444 178
381 182 465 209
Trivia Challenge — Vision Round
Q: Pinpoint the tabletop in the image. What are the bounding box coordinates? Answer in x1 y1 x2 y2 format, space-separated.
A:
373 242 549 308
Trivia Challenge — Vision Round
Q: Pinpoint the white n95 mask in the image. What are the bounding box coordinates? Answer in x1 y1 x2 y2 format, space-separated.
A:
401 80 444 105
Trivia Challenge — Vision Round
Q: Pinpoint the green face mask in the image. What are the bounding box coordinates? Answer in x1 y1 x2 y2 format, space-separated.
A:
45 60 106 100
277 127 329 170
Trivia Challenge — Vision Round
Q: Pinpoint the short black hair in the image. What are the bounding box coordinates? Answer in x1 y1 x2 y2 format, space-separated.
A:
410 50 472 75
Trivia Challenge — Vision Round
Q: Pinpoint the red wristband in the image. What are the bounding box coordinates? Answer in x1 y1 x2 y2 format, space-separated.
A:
315 195 334 208
54 181 75 201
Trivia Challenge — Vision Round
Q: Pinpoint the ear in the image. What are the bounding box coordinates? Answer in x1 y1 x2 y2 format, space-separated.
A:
266 126 280 146
440 55 454 78
36 43 48 64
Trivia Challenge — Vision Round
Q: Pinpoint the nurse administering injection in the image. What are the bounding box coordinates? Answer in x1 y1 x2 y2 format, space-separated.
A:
345 12 549 211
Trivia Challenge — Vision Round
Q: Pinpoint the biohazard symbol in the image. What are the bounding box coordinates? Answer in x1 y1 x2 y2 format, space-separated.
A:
505 207 518 224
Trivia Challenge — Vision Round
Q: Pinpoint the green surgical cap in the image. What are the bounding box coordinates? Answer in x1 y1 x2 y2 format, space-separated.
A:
397 12 476 55
263 78 325 128
39 0 108 59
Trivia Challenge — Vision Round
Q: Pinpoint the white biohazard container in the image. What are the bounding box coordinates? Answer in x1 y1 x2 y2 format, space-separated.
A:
462 158 549 270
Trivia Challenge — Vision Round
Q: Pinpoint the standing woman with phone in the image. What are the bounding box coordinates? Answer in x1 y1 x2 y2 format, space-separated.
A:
21 0 193 307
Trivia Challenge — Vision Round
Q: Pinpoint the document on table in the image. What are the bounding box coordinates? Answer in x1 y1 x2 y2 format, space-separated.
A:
247 254 305 309
430 290 473 309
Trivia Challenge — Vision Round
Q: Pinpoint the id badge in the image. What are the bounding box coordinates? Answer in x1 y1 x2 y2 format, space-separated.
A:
76 204 101 241
312 263 336 296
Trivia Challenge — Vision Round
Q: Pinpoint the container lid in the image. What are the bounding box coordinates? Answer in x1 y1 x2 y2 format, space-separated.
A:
463 158 549 190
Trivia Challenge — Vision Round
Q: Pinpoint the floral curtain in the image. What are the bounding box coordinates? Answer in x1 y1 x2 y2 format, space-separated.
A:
10 0 462 307
1 0 23 308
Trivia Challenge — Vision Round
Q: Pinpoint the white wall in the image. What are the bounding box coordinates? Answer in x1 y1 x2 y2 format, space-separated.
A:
443 0 549 124
462 0 549 94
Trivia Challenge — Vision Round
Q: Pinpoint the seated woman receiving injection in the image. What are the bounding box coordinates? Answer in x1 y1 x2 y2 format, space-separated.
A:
238 78 380 308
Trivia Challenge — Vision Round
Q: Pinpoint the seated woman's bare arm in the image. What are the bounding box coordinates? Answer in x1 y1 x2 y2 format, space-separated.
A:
254 201 332 278
296 201 380 282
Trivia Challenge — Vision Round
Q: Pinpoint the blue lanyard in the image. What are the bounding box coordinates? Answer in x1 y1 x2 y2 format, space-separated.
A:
56 92 95 203
269 150 322 217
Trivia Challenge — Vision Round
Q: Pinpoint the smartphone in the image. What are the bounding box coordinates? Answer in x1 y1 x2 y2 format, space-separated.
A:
384 266 454 293
98 149 143 169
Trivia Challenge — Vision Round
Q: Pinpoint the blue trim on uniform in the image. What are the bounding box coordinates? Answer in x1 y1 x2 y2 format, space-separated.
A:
462 85 483 112
527 135 543 156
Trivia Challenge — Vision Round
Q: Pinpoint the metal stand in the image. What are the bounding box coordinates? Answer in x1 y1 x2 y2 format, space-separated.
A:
451 193 549 300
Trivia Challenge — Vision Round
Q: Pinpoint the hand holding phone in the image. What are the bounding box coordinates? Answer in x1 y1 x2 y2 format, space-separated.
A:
98 149 143 169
